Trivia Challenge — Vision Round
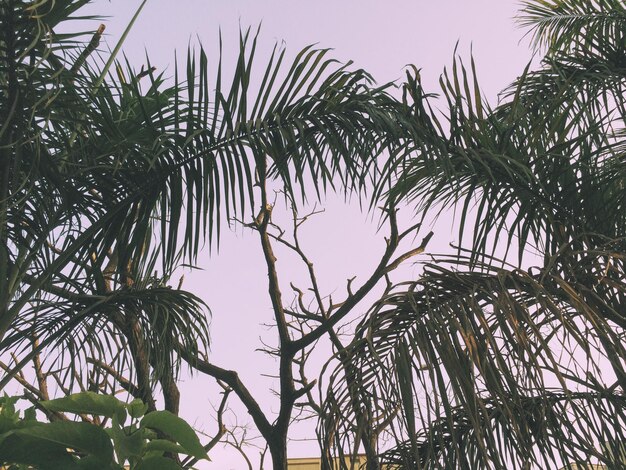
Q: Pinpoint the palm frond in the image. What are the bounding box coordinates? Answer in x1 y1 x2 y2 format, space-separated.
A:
322 246 626 469
2 1 408 369
519 0 626 54
378 393 626 469
383 45 626 267
1 266 210 393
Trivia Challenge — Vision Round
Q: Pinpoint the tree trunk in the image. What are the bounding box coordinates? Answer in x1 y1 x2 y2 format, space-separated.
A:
268 433 288 470
266 426 288 470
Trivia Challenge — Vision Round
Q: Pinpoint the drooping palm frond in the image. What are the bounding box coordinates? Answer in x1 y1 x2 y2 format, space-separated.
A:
0 245 211 394
0 0 144 346
377 392 626 469
501 0 626 145
1 0 411 388
382 40 626 267
329 4 626 467
4 23 406 317
519 0 626 54
322 247 626 469
67 33 405 270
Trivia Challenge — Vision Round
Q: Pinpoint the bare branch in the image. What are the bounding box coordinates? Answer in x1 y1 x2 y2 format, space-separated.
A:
182 382 232 468
292 207 428 351
0 361 43 399
178 347 273 440
21 389 67 423
383 231 434 274
31 334 49 401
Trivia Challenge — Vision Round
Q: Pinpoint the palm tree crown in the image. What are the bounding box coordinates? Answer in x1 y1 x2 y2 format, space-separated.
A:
322 1 626 468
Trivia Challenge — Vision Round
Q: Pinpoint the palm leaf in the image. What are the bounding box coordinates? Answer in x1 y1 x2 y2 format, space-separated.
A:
519 0 626 54
322 248 626 468
1 2 408 373
382 46 626 266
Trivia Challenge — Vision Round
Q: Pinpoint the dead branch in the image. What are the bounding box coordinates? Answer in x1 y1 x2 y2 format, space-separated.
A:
182 381 232 468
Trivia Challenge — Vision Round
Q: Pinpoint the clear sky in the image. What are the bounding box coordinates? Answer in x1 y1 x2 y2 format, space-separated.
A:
86 1 535 467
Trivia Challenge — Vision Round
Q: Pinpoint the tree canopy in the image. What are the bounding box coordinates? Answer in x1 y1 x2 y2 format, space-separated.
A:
322 1 626 468
2 0 626 469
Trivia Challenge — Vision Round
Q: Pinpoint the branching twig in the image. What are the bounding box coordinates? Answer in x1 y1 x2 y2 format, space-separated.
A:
292 209 432 351
178 346 274 439
182 381 232 468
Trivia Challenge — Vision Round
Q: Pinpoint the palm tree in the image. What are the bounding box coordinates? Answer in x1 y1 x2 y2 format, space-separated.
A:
0 1 408 466
322 1 626 468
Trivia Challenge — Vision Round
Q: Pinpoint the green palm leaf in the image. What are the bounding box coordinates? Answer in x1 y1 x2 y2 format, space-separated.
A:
330 4 626 462
322 249 626 468
1 1 408 388
519 0 626 54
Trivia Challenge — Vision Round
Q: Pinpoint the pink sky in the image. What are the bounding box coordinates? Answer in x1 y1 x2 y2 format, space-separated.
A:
87 1 535 467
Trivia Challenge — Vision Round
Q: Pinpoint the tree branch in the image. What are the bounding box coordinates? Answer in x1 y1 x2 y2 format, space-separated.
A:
293 211 432 351
179 348 273 440
182 382 232 468
87 358 141 398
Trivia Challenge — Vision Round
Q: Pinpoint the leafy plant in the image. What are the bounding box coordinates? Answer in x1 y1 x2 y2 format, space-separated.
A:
0 392 208 469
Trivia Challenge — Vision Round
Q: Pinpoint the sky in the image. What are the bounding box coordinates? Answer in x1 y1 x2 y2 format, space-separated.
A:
85 1 536 467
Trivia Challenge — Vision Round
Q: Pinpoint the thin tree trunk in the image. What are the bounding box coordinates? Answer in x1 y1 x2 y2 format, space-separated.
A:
125 313 157 412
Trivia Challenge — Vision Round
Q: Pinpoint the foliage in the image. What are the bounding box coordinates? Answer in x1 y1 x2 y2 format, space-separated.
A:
1 1 409 468
0 392 208 469
0 0 402 395
8 0 626 468
321 0 626 469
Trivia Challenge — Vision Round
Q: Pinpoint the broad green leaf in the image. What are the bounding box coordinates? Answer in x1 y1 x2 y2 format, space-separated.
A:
0 421 114 469
0 395 18 419
0 430 74 468
23 407 37 422
0 415 19 435
76 454 124 470
41 392 126 418
144 438 187 455
12 422 113 464
127 398 149 419
111 425 145 462
140 411 208 459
